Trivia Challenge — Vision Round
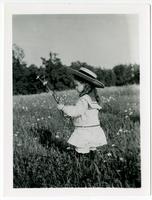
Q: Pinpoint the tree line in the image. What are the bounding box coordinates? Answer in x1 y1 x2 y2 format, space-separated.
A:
13 44 140 95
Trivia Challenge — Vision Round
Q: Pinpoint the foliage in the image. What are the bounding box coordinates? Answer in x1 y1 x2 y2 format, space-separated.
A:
13 44 140 95
13 45 45 95
41 52 74 90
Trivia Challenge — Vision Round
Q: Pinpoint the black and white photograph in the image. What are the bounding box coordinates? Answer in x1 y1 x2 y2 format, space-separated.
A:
2 2 151 197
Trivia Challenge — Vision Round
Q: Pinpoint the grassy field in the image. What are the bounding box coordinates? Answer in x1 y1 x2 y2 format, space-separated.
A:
13 85 140 188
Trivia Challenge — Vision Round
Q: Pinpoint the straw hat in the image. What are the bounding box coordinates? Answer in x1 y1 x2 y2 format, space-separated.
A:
70 67 104 88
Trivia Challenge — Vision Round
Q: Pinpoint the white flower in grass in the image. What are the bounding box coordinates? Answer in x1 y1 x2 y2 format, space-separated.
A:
55 135 59 138
124 110 127 112
129 112 133 115
119 157 124 162
37 118 40 121
14 134 18 137
116 132 120 136
125 115 129 119
36 75 40 79
112 144 116 147
17 143 22 147
107 152 112 157
43 81 48 86
48 116 51 119
124 130 129 133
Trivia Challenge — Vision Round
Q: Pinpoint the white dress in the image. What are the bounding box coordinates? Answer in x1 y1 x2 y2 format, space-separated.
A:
62 94 107 153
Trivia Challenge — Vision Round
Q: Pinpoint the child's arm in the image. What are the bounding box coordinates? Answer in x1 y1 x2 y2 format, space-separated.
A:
57 98 88 117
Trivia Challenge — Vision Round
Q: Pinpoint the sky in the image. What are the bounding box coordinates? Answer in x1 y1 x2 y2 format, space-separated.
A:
13 14 139 69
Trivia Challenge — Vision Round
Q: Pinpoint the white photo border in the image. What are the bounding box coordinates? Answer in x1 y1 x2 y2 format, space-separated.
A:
3 2 151 197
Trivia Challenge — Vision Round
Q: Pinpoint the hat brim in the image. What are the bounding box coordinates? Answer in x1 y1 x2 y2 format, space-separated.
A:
69 68 105 88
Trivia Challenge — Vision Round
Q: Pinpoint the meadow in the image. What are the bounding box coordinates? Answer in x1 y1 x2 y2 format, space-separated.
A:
13 85 140 188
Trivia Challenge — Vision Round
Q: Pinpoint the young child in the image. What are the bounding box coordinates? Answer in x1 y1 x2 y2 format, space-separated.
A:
57 67 107 154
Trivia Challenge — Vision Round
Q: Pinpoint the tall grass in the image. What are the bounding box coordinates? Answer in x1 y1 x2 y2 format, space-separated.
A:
13 85 140 188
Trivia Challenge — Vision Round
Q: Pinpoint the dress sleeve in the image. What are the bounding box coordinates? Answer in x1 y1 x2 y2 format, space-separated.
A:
82 95 102 110
62 97 88 117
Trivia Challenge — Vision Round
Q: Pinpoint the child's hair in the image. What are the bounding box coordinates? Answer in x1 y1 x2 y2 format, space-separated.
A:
74 75 101 104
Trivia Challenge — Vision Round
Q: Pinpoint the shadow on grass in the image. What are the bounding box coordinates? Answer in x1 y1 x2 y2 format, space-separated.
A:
31 127 74 153
30 127 102 162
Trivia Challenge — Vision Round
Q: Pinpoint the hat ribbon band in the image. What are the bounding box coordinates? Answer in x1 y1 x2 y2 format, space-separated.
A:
79 69 96 79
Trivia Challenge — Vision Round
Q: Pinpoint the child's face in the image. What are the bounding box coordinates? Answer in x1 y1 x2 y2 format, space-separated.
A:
74 80 85 93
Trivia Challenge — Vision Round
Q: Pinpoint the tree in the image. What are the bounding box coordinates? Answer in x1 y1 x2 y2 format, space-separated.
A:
40 52 74 90
113 65 127 86
104 69 116 86
13 44 27 94
13 44 25 64
133 64 140 84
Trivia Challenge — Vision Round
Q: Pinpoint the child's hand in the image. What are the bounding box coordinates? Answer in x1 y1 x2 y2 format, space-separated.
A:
57 104 64 110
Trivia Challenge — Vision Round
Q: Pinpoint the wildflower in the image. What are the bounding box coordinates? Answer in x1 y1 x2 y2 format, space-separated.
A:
119 157 124 162
48 116 51 119
36 75 40 79
17 143 22 147
14 134 18 137
125 115 129 119
110 96 116 101
131 73 134 77
43 81 48 86
112 144 116 147
119 128 123 132
124 110 127 112
116 132 120 136
55 135 59 138
129 112 133 115
41 117 44 120
37 118 40 121
107 152 112 157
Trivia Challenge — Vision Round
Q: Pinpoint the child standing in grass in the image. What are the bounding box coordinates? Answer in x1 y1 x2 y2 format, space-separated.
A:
57 67 107 154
